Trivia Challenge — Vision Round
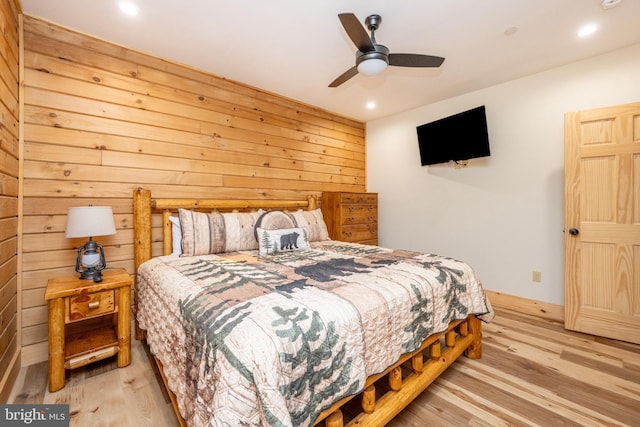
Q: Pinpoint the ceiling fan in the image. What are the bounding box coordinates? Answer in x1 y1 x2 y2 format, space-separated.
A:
329 13 445 88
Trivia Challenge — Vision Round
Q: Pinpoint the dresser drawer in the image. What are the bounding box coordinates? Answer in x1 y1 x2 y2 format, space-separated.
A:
340 205 377 225
340 193 378 205
340 224 378 242
67 290 115 322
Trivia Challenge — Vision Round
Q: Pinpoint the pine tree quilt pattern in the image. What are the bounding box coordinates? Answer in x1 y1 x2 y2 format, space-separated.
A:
137 241 494 426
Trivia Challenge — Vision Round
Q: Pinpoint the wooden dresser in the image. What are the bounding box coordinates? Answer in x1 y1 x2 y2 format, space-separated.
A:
321 192 378 245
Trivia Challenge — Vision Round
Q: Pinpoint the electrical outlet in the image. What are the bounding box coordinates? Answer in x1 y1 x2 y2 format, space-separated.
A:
532 271 542 283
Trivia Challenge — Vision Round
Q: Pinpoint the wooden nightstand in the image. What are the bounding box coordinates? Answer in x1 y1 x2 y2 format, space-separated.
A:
45 269 132 392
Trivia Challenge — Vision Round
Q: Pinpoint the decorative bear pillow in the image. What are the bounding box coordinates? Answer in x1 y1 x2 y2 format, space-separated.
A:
256 227 310 256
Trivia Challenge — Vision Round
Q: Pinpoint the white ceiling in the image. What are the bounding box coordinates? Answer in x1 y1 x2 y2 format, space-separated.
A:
19 0 640 122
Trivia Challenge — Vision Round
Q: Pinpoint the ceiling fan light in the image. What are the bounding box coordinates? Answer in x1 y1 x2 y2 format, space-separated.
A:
357 58 388 76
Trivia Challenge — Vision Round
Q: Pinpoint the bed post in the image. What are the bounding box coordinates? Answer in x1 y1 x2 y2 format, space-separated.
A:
133 188 152 340
307 194 317 210
465 315 482 359
162 211 173 256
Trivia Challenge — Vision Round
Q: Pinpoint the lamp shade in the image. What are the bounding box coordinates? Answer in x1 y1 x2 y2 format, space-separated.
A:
65 206 116 238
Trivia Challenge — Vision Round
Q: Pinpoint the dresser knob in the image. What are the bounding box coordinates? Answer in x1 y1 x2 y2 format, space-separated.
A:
88 301 100 309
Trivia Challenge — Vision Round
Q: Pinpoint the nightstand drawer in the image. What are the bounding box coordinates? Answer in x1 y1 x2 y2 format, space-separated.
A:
67 290 115 322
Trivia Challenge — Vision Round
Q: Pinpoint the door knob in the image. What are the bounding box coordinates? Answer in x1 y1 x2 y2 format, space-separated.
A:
569 228 579 235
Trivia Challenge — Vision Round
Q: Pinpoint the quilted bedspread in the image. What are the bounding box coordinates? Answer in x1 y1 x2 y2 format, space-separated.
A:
137 241 494 427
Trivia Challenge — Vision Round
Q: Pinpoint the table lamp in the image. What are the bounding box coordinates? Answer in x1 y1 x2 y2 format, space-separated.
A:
65 206 116 282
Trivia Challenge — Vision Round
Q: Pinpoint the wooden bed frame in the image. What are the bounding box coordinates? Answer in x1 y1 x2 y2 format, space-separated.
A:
132 188 483 427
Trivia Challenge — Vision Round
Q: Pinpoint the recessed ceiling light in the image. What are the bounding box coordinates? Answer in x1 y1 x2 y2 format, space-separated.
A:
119 1 139 16
366 101 376 109
577 23 597 37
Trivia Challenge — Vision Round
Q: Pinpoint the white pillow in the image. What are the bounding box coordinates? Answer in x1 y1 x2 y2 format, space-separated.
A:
256 227 310 256
169 216 182 256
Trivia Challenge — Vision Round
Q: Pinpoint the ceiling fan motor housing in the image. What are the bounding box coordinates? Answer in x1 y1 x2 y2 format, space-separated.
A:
356 44 390 67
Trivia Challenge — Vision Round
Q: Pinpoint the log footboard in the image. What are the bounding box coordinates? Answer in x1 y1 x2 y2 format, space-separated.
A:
315 315 482 427
144 314 481 427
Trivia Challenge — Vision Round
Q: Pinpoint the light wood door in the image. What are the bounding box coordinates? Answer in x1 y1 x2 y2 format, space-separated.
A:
564 102 640 344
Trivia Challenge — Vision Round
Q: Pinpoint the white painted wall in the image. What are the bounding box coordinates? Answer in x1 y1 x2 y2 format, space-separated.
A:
366 43 640 305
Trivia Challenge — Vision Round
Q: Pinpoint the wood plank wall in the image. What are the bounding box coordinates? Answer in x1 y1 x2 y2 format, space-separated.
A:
20 15 366 365
0 0 19 398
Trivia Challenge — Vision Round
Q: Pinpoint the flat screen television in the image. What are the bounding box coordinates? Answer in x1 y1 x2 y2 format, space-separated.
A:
416 105 490 166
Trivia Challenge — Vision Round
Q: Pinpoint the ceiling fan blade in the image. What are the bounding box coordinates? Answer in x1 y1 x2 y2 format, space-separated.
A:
328 66 358 88
338 13 374 52
388 53 445 68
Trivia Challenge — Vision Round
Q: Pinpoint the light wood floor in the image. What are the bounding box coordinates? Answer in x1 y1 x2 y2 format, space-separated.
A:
8 308 640 426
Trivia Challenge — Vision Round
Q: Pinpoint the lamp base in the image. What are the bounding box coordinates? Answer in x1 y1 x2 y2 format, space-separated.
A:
78 268 103 282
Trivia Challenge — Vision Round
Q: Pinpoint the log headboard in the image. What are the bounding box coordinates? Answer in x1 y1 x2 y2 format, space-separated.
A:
132 188 318 335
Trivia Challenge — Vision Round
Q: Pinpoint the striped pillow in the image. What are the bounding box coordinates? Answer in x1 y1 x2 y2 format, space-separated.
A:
221 210 263 252
179 209 225 256
289 209 330 242
178 209 263 256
